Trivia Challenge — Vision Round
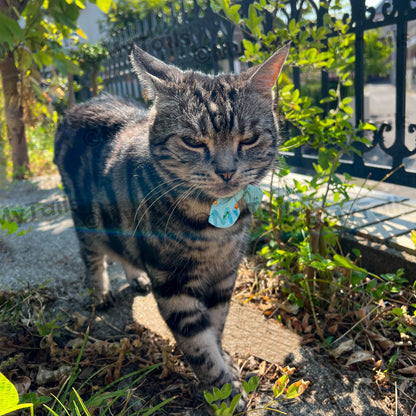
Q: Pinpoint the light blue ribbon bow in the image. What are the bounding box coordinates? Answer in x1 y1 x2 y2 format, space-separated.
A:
208 184 263 228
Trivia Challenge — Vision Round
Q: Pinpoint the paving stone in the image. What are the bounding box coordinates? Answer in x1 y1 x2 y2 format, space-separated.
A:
403 198 416 208
133 295 303 364
371 202 416 218
357 212 416 241
342 202 416 230
327 197 388 216
364 189 408 203
389 233 416 254
341 209 389 229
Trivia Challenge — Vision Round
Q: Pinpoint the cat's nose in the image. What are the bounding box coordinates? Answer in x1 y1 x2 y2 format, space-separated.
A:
215 169 236 183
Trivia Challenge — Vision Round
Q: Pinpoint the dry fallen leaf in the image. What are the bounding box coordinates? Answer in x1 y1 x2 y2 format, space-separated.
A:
346 350 375 367
36 365 72 386
13 376 31 397
333 339 354 358
281 366 296 376
72 311 88 331
397 365 416 376
363 329 394 354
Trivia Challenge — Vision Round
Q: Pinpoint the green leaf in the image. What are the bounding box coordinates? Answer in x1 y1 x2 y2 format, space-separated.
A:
411 230 416 248
281 84 294 93
75 0 86 8
0 24 14 48
292 89 300 102
365 279 378 295
20 393 50 406
245 3 262 33
281 135 309 151
392 307 404 317
286 379 310 399
272 374 288 399
247 375 259 393
288 18 296 33
220 383 232 400
210 0 223 13
0 13 25 42
226 4 240 24
0 372 19 415
219 401 230 415
213 387 221 400
96 0 112 14
0 373 34 416
0 220 18 234
242 38 254 54
333 254 367 273
228 394 241 414
343 105 353 114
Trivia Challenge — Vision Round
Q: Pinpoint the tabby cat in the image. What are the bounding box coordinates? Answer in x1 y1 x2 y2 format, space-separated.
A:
54 44 289 410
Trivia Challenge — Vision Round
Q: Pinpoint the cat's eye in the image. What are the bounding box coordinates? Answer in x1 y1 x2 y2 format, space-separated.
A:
240 134 260 146
182 136 205 148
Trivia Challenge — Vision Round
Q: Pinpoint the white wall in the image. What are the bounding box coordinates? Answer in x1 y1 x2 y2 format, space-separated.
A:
78 3 106 44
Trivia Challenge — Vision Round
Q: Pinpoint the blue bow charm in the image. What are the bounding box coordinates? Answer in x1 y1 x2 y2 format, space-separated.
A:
208 184 263 228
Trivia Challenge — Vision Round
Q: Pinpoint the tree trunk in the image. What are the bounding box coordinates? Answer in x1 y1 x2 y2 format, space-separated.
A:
0 50 29 179
0 127 7 187
91 67 99 97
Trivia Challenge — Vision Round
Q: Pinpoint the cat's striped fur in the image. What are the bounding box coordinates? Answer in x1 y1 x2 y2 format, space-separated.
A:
54 45 288 410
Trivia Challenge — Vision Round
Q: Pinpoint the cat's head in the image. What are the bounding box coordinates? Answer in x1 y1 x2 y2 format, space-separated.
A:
130 44 289 199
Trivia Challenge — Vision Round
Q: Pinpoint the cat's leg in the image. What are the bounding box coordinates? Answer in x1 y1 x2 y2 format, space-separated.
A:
152 274 246 411
206 272 236 340
155 291 231 386
79 245 113 306
71 215 112 306
206 273 248 411
122 263 151 293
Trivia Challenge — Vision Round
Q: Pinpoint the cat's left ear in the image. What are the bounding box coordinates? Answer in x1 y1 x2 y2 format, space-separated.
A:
247 43 290 99
130 45 184 98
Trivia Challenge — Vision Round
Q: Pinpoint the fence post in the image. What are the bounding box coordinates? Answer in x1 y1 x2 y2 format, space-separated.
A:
351 0 365 129
391 0 410 167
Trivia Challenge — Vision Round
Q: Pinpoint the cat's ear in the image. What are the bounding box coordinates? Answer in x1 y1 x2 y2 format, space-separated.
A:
130 45 183 98
247 43 290 99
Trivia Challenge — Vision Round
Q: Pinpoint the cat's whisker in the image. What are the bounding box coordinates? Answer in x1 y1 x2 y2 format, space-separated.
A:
133 177 182 225
132 180 186 235
164 185 199 234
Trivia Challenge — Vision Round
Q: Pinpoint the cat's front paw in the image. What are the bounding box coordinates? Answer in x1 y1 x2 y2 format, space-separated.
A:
222 351 241 380
94 290 116 309
229 378 248 414
131 273 151 293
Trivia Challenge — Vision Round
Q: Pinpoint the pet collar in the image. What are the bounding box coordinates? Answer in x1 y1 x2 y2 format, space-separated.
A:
208 184 263 228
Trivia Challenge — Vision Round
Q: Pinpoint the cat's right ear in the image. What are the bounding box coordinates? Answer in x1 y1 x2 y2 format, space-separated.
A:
130 45 183 99
246 43 290 100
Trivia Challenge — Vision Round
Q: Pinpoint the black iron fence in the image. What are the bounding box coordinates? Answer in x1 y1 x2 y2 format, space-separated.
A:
101 0 416 188
101 1 241 99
